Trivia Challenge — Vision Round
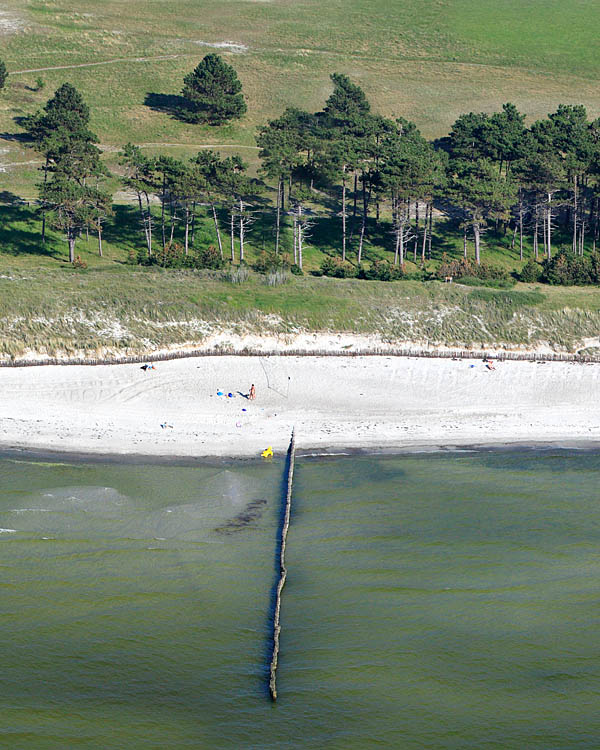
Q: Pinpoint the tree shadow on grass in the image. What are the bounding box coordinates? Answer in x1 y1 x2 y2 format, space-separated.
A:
102 204 149 260
144 92 194 122
0 204 63 260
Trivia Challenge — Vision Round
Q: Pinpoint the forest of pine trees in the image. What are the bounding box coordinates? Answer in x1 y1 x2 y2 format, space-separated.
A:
16 59 600 284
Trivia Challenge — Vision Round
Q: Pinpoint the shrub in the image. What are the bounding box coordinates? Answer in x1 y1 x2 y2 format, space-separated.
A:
358 259 404 281
158 241 186 268
320 256 356 278
290 263 303 276
72 254 87 270
519 258 542 283
252 250 290 273
437 254 509 282
541 251 591 286
195 244 223 270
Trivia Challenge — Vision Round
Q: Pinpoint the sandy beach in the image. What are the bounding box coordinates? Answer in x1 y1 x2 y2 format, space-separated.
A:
1 354 600 458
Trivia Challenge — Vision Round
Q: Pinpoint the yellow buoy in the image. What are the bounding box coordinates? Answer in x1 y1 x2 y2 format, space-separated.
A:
261 446 273 458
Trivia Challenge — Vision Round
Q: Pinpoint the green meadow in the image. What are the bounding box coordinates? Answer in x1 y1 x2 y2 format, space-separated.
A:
2 0 600 197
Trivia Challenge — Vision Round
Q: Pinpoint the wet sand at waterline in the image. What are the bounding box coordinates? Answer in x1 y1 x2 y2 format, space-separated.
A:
1 356 600 457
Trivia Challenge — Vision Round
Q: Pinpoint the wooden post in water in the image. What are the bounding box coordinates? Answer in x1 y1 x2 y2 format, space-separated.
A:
269 428 296 701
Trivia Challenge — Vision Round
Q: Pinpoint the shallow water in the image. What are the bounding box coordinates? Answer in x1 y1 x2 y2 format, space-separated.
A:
1 452 599 749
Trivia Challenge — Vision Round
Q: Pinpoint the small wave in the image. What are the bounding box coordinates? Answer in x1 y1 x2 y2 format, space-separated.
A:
0 528 16 533
10 508 53 513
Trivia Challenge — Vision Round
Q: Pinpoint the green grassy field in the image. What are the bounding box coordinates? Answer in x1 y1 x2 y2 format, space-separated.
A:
2 0 600 199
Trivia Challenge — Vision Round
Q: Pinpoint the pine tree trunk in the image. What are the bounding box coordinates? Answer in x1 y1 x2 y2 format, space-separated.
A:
358 173 367 264
541 206 547 257
144 193 152 256
463 222 468 259
41 156 49 243
298 204 303 270
239 199 245 262
68 233 75 264
97 222 103 257
353 173 358 219
413 201 419 262
421 203 428 263
161 175 167 250
547 193 552 259
230 211 235 263
169 201 175 247
211 203 223 258
519 197 524 261
275 178 282 254
191 201 196 245
399 221 404 266
137 192 151 257
393 196 400 265
293 214 298 264
534 208 539 260
573 175 578 254
428 203 433 260
341 167 347 261
473 222 481 265
184 206 190 256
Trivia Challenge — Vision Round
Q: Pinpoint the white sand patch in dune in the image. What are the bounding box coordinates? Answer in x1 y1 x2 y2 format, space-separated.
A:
195 40 249 53
0 10 22 34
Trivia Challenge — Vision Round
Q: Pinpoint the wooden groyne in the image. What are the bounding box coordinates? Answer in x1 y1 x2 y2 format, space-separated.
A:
269 428 296 701
2 346 600 368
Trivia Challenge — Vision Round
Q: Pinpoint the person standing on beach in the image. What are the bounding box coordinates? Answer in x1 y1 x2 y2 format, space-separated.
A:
249 384 256 400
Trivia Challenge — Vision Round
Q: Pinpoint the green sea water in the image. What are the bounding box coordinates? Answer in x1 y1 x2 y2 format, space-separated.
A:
1 451 599 749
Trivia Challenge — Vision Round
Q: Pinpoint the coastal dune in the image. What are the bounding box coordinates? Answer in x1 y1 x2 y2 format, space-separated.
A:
1 355 600 458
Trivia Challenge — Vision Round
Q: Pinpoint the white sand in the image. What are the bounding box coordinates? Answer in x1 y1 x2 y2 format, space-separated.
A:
1 355 600 458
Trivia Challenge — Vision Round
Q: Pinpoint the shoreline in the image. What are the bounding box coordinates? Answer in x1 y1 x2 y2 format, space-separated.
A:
2 439 600 466
2 354 600 460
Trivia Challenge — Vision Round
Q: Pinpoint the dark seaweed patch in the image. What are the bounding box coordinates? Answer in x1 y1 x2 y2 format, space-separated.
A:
215 498 268 534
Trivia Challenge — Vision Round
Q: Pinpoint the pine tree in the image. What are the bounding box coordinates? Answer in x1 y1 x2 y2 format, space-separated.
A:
257 110 308 254
181 54 246 124
0 59 8 91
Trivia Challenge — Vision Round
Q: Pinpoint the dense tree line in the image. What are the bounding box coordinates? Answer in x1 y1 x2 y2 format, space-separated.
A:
18 58 600 282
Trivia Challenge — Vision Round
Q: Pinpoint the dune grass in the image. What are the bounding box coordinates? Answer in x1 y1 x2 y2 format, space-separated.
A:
1 261 600 359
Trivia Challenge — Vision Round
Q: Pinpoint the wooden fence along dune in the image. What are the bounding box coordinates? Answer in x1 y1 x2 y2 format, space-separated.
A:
1 347 599 367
